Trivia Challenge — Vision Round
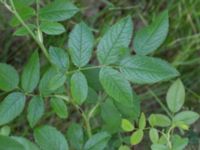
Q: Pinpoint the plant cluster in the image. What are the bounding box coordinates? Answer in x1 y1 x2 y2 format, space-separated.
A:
0 0 199 150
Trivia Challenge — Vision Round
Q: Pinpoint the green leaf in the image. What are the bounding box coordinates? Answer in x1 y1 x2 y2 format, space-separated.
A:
12 136 40 150
97 16 133 65
149 114 171 127
14 24 35 36
0 92 25 125
13 0 35 5
130 129 144 145
101 99 122 133
10 2 35 27
0 63 19 91
27 96 44 128
134 11 169 55
0 126 11 136
173 111 199 125
166 79 185 113
34 125 68 150
149 128 159 144
121 119 134 132
84 132 111 150
49 46 69 72
120 55 179 84
50 97 68 119
171 135 188 150
67 123 84 150
139 112 146 129
40 21 65 35
21 51 40 93
151 144 168 150
68 22 94 67
71 72 88 105
48 72 66 91
0 135 25 150
118 145 130 150
39 0 79 22
99 67 133 105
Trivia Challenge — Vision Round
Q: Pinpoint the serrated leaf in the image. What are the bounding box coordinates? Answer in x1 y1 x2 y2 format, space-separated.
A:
134 11 169 55
149 128 159 144
121 119 134 132
50 97 68 119
12 136 40 150
101 99 122 133
130 129 144 145
173 111 199 125
67 123 84 150
21 51 40 93
139 112 146 129
71 72 88 105
68 22 94 67
0 135 25 150
0 63 19 91
34 125 69 150
39 0 79 22
0 92 25 125
48 73 66 91
49 46 69 72
97 16 133 65
84 132 111 150
166 79 185 113
120 55 179 84
40 21 65 35
14 24 36 36
99 67 133 105
27 96 44 128
149 114 171 127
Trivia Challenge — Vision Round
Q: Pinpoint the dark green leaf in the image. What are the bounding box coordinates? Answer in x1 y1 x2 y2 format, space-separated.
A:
27 96 44 128
97 16 133 65
0 92 25 125
48 72 66 91
134 11 169 55
71 72 88 105
68 22 94 67
34 125 69 150
39 0 78 22
21 51 40 93
14 24 35 36
120 55 179 84
0 63 19 91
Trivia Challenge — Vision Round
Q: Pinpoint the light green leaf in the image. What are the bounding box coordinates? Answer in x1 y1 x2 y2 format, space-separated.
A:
39 0 79 22
121 119 134 132
21 51 40 93
40 21 65 35
27 96 44 128
12 136 40 150
0 92 25 125
48 73 66 91
118 145 130 150
68 22 94 67
71 72 88 105
139 112 146 129
0 126 11 136
171 135 188 150
151 144 168 150
97 16 133 65
134 11 169 55
173 111 199 125
99 67 133 105
49 46 69 72
34 125 68 150
50 97 68 119
149 128 159 144
130 129 144 145
67 123 84 150
84 132 111 150
0 63 19 91
14 24 35 36
166 79 185 113
149 114 171 127
120 55 179 84
0 135 25 150
101 99 122 133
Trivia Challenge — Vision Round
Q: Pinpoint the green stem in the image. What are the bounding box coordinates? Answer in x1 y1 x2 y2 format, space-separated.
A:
148 89 173 118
